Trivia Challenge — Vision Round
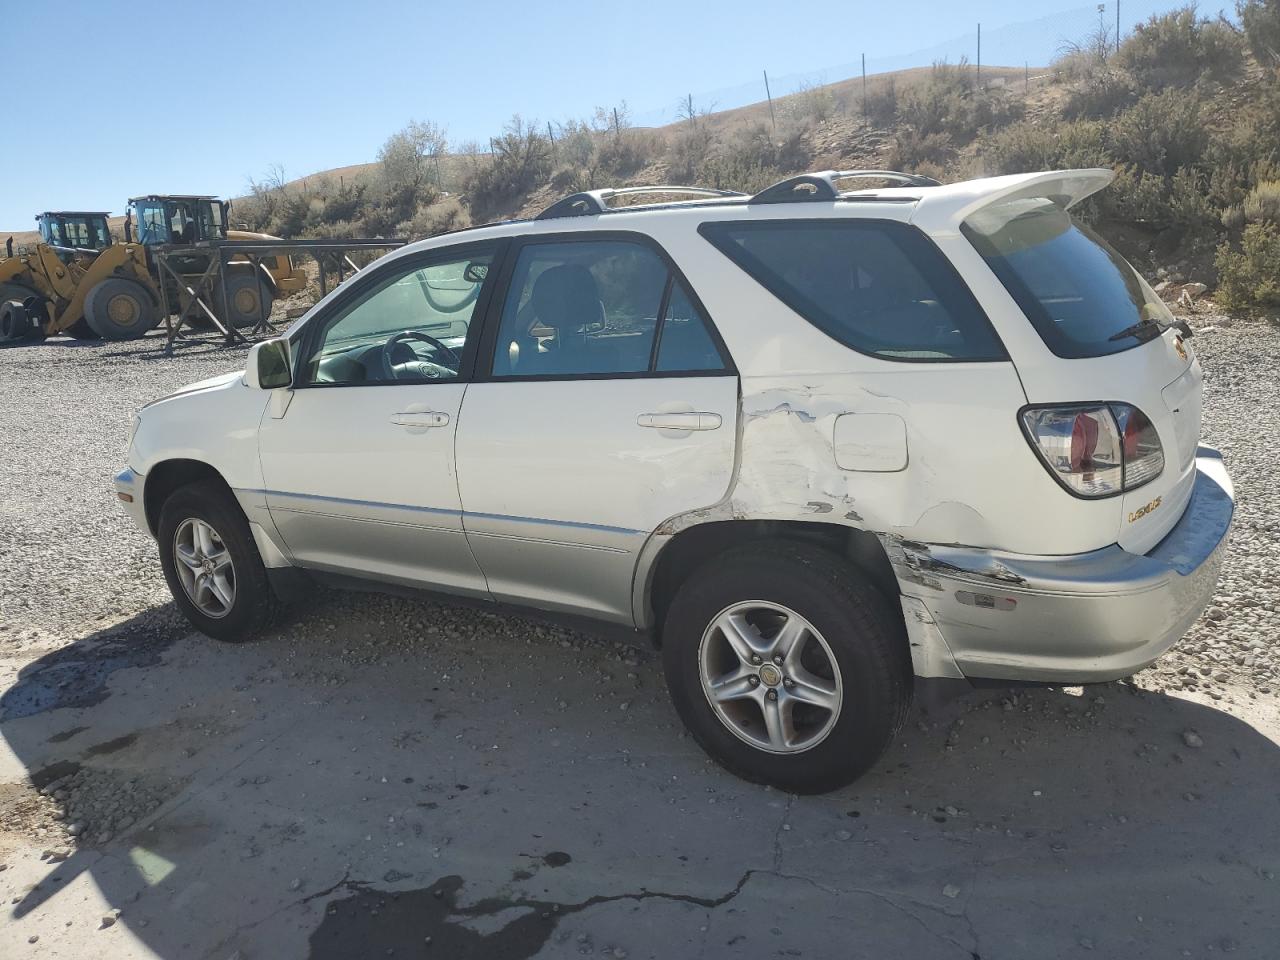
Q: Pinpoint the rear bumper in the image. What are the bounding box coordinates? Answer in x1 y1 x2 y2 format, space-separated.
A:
890 447 1234 683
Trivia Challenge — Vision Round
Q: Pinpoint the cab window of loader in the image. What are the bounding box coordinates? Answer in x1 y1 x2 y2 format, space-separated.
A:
135 201 169 246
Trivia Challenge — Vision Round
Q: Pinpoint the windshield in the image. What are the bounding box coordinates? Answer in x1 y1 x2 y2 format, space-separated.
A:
962 198 1174 359
40 216 111 250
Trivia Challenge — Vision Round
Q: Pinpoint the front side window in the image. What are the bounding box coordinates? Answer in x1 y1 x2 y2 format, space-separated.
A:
491 238 728 377
302 247 494 386
700 219 1006 362
961 198 1175 359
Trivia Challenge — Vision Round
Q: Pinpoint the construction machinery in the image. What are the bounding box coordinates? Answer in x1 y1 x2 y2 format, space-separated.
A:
35 211 114 256
1 196 305 343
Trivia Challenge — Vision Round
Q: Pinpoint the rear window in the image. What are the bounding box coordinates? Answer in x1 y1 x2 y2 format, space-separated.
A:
961 198 1175 359
699 219 1006 362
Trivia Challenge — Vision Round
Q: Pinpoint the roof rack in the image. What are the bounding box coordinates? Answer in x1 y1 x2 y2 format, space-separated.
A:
750 170 941 204
536 185 747 220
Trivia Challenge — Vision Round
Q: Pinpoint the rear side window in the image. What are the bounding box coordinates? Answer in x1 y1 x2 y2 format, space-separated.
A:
699 219 1006 362
961 198 1176 359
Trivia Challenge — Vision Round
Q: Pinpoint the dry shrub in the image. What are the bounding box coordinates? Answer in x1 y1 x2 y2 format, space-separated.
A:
1243 180 1280 223
1215 221 1280 316
1116 6 1245 88
401 197 471 239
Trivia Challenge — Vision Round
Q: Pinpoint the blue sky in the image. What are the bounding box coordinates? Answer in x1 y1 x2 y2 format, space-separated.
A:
3 0 1207 229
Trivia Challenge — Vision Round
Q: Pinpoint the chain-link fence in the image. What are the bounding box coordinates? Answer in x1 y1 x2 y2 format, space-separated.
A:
633 0 1224 126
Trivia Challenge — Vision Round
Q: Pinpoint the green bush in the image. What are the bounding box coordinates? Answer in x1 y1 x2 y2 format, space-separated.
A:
1107 90 1207 177
1215 221 1280 316
400 197 471 239
980 119 1109 174
1237 0 1280 68
1244 179 1280 222
862 78 898 127
1062 68 1137 119
1116 6 1245 88
897 60 1023 143
465 116 553 220
888 130 953 170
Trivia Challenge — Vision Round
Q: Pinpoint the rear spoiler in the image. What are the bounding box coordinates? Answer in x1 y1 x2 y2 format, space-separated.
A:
910 168 1115 235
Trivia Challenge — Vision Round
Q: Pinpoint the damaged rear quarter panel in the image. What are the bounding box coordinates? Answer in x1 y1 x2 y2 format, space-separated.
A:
721 369 1115 556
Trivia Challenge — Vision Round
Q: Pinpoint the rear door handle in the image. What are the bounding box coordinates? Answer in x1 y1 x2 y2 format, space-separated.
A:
390 411 450 430
637 412 722 431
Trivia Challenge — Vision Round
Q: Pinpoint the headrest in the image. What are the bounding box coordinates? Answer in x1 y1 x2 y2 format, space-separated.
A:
531 264 601 331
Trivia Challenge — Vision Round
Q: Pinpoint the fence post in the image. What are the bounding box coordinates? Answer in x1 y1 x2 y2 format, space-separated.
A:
861 54 867 128
764 70 776 131
976 23 981 85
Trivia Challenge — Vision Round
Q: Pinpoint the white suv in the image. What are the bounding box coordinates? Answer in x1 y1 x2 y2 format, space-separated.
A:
116 169 1234 793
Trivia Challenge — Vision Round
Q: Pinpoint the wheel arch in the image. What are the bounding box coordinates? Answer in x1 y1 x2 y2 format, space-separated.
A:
143 458 235 536
640 519 900 639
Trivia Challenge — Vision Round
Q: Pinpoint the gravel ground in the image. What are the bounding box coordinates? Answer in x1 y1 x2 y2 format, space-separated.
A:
0 313 1276 695
1138 312 1280 702
0 316 1277 958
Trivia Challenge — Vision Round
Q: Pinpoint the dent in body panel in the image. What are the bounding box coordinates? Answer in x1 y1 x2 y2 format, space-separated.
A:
653 381 1001 546
881 535 1029 592
636 380 1008 643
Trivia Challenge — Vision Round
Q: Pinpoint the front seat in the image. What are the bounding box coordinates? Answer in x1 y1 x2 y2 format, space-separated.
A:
520 264 605 374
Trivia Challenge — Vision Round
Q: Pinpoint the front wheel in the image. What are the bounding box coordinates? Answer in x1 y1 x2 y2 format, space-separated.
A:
157 481 280 642
84 277 158 340
662 541 912 794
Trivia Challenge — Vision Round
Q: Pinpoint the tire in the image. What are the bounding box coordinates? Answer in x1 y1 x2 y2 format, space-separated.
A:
0 300 31 341
0 283 45 341
84 277 158 340
215 268 274 329
157 480 280 642
661 540 912 794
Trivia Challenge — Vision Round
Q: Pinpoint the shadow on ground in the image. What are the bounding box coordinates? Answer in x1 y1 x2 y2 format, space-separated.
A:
2 594 1277 959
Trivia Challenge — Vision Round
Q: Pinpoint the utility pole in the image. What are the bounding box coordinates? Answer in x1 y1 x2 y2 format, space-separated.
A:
1116 0 1121 53
613 107 621 138
1098 3 1106 57
764 70 777 131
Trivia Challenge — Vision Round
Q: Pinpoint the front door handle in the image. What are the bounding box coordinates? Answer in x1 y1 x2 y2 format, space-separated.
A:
390 411 450 432
637 412 722 431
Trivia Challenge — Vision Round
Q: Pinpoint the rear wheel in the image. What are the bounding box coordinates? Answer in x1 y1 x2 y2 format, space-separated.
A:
157 480 280 642
84 277 158 340
661 541 912 794
215 268 274 329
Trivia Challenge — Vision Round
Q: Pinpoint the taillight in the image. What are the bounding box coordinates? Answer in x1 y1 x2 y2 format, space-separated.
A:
1020 403 1164 498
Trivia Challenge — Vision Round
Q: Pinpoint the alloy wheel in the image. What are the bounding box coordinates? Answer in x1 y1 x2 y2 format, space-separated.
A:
698 601 843 754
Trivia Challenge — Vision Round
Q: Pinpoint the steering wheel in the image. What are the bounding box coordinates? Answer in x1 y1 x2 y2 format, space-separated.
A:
379 330 460 381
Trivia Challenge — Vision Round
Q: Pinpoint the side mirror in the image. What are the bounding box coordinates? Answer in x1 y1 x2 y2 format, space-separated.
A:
246 338 292 390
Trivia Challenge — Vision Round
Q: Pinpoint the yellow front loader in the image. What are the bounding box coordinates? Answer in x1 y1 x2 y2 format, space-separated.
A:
0 223 158 341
